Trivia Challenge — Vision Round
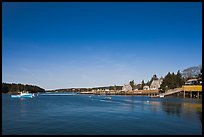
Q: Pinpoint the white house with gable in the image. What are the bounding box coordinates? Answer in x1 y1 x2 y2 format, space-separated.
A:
122 84 132 92
150 78 163 90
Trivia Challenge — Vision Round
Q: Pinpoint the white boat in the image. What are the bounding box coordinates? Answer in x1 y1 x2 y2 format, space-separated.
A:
11 91 35 98
104 96 112 100
159 94 164 98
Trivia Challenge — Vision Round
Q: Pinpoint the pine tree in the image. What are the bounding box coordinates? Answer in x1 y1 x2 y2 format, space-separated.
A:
129 80 135 89
176 70 184 87
141 80 145 90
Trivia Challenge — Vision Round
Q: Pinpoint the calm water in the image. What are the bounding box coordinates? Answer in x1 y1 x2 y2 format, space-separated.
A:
2 92 202 135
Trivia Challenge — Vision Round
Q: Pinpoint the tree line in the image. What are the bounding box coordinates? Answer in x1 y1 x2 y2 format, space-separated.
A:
159 70 185 92
2 83 45 93
129 68 202 93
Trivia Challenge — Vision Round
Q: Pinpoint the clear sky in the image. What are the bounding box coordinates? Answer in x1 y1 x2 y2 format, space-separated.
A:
2 2 202 90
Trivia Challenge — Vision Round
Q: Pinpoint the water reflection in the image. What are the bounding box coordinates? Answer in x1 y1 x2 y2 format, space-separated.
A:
3 94 202 135
123 96 203 125
154 99 202 124
18 98 29 117
114 96 202 123
130 96 134 111
182 102 202 124
182 102 202 113
148 101 161 113
161 101 182 117
197 111 202 124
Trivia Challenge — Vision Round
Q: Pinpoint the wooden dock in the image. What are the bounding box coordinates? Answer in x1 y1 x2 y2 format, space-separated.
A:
157 85 202 99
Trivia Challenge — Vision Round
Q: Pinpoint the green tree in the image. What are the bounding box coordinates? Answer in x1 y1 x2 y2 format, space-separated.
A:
2 83 9 93
160 71 186 92
141 80 145 90
176 70 184 87
160 72 171 91
1 83 45 93
129 80 135 89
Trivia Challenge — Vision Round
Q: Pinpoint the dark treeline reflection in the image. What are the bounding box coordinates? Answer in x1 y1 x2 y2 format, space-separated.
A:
197 111 202 124
161 102 182 117
115 96 202 125
160 99 202 124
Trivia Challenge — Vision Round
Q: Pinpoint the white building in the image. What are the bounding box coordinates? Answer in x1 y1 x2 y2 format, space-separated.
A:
185 78 200 85
143 85 150 90
105 89 109 91
150 79 163 90
122 84 132 92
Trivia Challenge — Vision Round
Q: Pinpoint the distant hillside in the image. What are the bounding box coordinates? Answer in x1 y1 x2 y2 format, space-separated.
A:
2 83 45 93
48 85 123 92
181 64 202 78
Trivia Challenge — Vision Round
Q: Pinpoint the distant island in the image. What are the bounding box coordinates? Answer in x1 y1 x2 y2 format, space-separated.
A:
2 83 45 94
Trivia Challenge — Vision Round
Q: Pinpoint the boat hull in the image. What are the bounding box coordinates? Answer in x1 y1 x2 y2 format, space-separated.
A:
11 95 21 98
11 94 35 98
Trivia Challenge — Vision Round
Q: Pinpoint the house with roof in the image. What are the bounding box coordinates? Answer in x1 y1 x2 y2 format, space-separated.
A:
143 85 150 90
150 78 163 90
122 84 132 92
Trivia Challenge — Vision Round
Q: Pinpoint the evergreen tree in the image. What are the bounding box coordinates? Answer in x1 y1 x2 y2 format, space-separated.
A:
2 83 45 93
129 80 135 89
176 70 184 87
141 80 145 90
160 71 186 92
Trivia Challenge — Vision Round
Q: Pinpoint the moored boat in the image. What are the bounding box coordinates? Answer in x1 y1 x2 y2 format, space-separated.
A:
149 95 160 98
159 94 164 98
11 91 35 98
104 96 112 100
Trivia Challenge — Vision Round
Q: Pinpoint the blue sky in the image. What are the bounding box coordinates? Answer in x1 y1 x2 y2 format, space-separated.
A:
2 2 202 90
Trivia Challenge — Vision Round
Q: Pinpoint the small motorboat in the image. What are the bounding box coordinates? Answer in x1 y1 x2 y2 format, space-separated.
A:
104 96 112 100
159 94 164 98
11 91 35 98
149 95 160 98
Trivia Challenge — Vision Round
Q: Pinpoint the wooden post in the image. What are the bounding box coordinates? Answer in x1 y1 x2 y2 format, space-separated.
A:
190 91 192 98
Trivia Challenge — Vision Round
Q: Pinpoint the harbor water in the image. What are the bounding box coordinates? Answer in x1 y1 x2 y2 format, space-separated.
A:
2 92 202 135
